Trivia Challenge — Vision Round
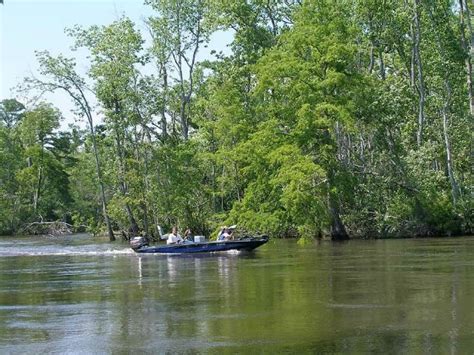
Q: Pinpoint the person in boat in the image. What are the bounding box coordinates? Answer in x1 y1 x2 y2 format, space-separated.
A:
217 226 234 241
184 227 193 241
167 226 184 245
217 226 226 240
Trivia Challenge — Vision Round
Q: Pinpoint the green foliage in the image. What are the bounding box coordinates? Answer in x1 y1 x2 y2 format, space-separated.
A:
0 99 25 128
3 0 472 238
0 102 74 234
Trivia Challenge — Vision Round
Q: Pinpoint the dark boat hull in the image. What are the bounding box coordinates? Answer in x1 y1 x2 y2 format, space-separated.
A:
133 237 269 254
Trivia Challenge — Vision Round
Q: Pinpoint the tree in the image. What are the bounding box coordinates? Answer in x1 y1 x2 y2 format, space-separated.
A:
5 0 471 239
24 51 115 240
147 0 219 139
0 99 25 234
16 104 72 220
68 17 146 236
0 99 25 128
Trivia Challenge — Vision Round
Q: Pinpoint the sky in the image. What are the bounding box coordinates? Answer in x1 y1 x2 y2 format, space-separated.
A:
0 0 231 126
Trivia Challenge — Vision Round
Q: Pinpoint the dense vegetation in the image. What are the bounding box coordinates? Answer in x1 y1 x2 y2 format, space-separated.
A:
1 0 472 240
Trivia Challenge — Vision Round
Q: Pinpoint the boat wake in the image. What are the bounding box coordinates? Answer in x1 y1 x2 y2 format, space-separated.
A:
0 248 135 257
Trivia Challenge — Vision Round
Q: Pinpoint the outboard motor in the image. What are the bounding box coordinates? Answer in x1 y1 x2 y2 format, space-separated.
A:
130 236 149 250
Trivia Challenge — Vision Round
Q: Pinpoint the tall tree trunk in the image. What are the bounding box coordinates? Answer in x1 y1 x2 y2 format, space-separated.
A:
33 166 42 214
441 101 459 205
427 4 460 205
174 25 189 140
87 115 115 241
175 53 189 139
141 129 153 236
410 23 416 87
413 0 426 147
329 193 349 240
460 0 474 115
33 143 45 215
180 99 189 140
113 103 139 236
91 139 114 241
161 66 168 138
378 46 386 80
328 166 349 240
368 40 375 74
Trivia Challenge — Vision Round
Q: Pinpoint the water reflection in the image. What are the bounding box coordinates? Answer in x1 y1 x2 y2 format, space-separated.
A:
166 255 179 285
137 256 143 288
0 237 474 353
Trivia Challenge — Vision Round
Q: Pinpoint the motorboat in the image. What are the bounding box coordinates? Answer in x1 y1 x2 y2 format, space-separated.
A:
130 236 269 254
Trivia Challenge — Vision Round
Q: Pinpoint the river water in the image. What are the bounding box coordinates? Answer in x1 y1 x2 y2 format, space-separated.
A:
0 234 473 353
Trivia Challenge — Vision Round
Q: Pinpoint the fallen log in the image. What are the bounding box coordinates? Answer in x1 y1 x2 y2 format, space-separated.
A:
19 221 74 236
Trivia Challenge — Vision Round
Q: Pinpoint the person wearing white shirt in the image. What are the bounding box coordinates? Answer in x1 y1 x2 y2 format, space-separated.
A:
167 226 184 245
